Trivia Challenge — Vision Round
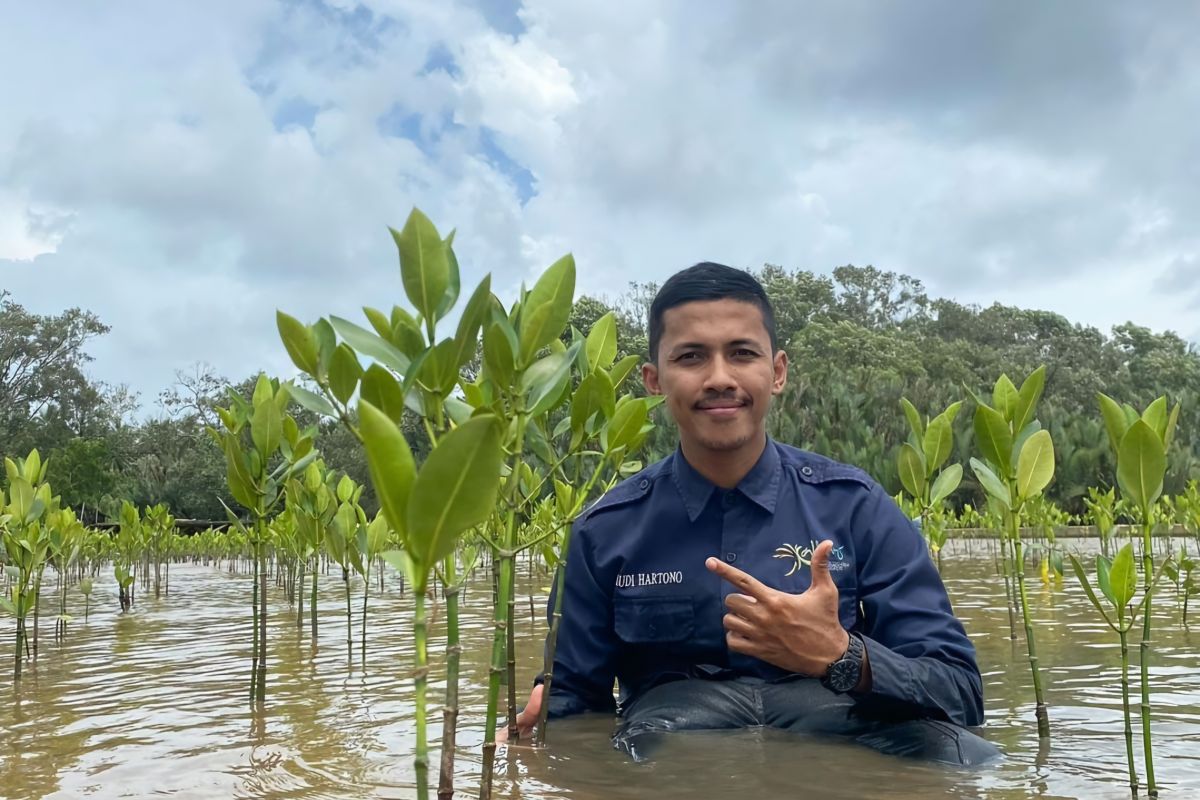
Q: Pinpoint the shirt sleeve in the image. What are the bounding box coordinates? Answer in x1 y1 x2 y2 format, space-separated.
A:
849 484 986 728
536 517 619 718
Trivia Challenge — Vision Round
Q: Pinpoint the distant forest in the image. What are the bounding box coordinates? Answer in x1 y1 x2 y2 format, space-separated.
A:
4 264 1198 520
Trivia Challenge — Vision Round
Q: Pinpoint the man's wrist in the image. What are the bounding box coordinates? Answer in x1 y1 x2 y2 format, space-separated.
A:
820 631 866 693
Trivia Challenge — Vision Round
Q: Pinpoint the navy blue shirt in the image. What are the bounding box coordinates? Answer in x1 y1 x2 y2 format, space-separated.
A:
544 438 985 728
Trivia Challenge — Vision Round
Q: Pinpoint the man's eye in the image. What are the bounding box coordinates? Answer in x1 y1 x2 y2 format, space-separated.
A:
734 350 758 358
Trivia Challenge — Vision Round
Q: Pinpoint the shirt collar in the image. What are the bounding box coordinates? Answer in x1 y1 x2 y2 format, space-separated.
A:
671 437 782 522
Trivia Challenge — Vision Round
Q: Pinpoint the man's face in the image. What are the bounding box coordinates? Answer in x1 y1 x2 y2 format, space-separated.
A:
642 298 788 457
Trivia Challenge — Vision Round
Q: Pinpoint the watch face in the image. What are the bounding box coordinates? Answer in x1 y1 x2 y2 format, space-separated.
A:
830 659 860 692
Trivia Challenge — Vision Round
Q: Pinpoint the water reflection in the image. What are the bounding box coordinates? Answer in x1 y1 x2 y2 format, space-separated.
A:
0 539 1198 799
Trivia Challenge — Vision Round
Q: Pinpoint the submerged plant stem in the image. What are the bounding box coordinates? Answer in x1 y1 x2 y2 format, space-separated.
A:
439 571 461 800
1012 513 1049 738
1140 521 1158 798
1120 624 1139 796
414 589 431 800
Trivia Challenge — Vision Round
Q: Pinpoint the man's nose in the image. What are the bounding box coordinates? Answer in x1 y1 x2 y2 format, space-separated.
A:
703 355 737 391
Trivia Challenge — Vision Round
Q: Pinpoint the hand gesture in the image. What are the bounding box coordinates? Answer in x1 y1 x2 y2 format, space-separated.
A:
705 539 851 677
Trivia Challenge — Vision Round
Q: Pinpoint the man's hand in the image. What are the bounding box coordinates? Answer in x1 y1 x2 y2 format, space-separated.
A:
706 540 860 680
496 684 544 743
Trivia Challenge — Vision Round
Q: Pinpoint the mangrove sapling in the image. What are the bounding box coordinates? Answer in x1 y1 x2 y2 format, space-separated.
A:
80 577 93 622
285 459 337 638
363 406 505 800
1070 543 1172 798
969 366 1055 738
1097 392 1179 798
1085 487 1119 558
357 509 388 663
897 398 965 572
326 500 363 656
209 374 317 703
114 502 141 612
47 508 84 639
1 450 54 681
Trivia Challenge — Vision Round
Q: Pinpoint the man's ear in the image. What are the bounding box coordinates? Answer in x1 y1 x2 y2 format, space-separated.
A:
772 349 788 395
642 361 662 395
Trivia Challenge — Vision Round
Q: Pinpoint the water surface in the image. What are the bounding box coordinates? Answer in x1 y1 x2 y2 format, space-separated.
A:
3 538 1199 799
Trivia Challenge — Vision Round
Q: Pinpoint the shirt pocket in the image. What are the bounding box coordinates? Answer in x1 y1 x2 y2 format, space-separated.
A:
613 596 695 643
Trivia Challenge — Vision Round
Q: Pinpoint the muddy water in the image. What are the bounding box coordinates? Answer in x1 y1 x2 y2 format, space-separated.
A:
3 539 1200 799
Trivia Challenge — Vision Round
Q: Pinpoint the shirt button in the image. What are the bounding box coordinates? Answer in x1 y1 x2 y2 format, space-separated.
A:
638 478 649 490
722 492 736 508
800 466 814 477
725 552 737 563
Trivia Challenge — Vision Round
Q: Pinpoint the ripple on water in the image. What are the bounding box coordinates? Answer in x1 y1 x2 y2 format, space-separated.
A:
2 549 1199 799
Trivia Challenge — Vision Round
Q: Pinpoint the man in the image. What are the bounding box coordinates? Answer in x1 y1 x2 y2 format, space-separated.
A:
508 262 999 765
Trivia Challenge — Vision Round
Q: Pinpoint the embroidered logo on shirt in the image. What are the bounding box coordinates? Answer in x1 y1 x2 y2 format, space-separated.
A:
774 540 850 575
773 543 812 576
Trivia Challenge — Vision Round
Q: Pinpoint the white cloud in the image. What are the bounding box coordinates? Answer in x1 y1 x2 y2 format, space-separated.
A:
3 0 1199 414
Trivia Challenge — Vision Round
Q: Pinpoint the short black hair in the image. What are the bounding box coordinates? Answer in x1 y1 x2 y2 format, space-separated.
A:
648 262 777 362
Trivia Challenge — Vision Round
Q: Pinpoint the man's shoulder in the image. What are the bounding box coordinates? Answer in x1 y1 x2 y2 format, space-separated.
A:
575 456 672 528
773 441 878 492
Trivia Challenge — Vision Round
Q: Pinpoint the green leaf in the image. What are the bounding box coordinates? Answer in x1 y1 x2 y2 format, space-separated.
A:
1016 429 1055 500
358 400 417 540
1141 396 1168 442
992 374 1018 422
900 397 924 439
406 415 503 579
452 275 492 370
1097 392 1129 455
603 397 648 453
898 443 926 500
381 549 418 589
359 364 407 424
222 437 258 509
312 318 337 380
482 323 515 389
276 311 319 375
363 305 394 342
328 343 363 405
251 398 283 460
416 339 461 397
443 396 473 425
389 307 426 358
969 457 1011 510
929 463 963 506
393 208 450 325
523 344 580 418
973 404 1013 477
1117 419 1167 513
518 254 576 365
329 315 411 376
252 373 274 407
609 354 641 390
288 384 337 419
1165 402 1181 449
1067 553 1114 625
923 415 952 475
571 370 616 437
436 234 462 320
1110 542 1138 609
1012 366 1046 433
1097 554 1115 605
1012 420 1042 467
585 312 618 372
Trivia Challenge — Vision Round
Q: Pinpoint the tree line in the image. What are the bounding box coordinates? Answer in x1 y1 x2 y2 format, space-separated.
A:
4 264 1198 520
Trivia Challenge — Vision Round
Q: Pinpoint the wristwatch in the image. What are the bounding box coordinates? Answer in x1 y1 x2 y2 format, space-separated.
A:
820 632 865 693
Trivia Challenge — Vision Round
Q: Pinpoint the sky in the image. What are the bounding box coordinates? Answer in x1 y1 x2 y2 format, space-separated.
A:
3 0 1199 413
